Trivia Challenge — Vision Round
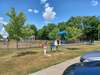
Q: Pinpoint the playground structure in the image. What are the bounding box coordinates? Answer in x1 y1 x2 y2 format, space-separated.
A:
42 31 67 55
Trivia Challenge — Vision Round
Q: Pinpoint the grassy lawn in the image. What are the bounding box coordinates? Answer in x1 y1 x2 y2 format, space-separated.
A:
0 43 100 75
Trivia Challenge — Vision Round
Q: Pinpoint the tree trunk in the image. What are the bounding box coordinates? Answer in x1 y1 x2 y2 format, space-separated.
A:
16 40 18 48
7 41 9 49
98 31 100 40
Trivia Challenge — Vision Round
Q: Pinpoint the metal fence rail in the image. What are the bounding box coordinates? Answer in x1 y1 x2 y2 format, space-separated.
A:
0 40 43 49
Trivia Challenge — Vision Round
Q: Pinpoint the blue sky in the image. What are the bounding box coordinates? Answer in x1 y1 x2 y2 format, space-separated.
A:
0 0 100 29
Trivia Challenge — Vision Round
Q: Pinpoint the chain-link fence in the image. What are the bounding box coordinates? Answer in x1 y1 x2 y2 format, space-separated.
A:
0 40 44 49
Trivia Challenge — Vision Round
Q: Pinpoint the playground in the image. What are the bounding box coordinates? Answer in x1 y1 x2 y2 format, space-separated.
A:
0 28 100 75
0 1 100 75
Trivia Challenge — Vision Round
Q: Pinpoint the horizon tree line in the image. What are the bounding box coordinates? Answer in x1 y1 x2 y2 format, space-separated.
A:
1 8 100 46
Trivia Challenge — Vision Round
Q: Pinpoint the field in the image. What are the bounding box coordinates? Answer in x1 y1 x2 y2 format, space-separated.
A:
0 42 100 75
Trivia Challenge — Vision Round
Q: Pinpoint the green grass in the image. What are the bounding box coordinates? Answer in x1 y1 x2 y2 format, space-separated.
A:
0 43 100 75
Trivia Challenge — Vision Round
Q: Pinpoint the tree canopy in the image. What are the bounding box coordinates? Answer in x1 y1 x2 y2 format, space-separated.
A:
4 8 100 41
6 8 26 41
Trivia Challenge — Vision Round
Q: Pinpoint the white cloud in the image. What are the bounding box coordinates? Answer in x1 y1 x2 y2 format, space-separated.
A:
0 17 4 21
28 8 39 14
0 17 7 31
43 4 56 21
41 0 47 4
0 21 7 25
91 0 98 6
33 9 39 14
0 17 7 25
28 8 33 12
45 3 49 8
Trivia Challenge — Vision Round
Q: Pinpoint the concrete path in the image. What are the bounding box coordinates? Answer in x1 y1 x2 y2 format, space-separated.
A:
29 57 80 75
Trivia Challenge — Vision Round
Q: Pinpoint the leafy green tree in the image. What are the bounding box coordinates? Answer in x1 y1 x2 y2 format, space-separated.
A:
6 8 26 48
66 16 99 42
37 26 48 39
37 16 100 41
0 34 2 39
97 24 100 40
21 27 34 39
48 27 59 40
96 17 100 40
37 23 56 40
65 27 82 40
82 16 98 42
47 23 56 31
29 24 37 35
58 22 66 31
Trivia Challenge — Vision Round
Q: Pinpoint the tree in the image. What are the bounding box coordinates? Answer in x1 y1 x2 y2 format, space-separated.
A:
66 16 99 42
96 17 100 40
37 26 48 40
21 27 34 39
97 24 100 40
6 8 26 48
37 16 100 41
29 24 37 35
37 23 56 40
58 22 66 31
48 27 59 40
65 27 82 40
0 34 2 39
82 16 98 42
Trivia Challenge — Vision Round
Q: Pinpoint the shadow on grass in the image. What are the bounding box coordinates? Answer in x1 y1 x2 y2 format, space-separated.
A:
66 48 80 50
14 51 38 57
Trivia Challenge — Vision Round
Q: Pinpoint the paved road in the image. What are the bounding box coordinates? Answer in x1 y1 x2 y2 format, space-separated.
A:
29 57 80 75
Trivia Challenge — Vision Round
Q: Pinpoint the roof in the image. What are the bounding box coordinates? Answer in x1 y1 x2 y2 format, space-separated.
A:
82 51 100 59
75 67 100 75
63 61 100 75
57 31 67 36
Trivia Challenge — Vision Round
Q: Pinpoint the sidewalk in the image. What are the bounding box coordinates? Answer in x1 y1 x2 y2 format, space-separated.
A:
29 57 80 75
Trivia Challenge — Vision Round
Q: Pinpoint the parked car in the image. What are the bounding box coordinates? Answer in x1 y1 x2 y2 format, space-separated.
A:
63 61 100 75
80 51 100 62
